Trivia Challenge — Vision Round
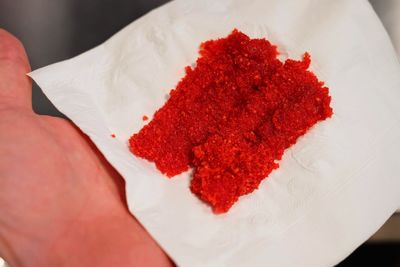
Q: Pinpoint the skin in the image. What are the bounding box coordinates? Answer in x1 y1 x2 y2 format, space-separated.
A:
0 29 173 267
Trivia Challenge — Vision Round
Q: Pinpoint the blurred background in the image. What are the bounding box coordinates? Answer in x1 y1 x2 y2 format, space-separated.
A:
0 0 399 266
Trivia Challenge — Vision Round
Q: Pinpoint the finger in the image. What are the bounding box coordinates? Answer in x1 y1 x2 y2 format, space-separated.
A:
0 28 32 109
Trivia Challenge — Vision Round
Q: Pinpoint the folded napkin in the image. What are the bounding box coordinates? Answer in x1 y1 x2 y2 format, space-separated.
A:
30 0 400 266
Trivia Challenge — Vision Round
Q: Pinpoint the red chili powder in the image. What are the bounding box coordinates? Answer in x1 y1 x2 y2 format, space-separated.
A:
129 30 332 213
142 115 149 121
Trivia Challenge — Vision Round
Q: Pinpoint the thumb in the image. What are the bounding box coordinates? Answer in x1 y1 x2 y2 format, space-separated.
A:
0 29 32 109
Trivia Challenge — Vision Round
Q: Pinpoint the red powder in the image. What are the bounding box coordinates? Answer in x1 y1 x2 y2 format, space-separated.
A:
111 134 116 138
142 115 149 121
130 30 332 213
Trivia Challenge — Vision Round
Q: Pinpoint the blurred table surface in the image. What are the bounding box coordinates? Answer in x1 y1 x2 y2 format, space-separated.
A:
0 0 399 266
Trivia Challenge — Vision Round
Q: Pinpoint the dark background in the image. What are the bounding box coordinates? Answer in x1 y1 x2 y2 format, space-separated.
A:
1 0 399 266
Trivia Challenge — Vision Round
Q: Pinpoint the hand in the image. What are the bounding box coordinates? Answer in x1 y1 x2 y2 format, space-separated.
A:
0 29 173 267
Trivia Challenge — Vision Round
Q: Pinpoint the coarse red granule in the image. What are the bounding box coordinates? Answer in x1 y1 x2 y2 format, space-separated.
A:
129 29 332 213
111 134 116 138
142 115 149 121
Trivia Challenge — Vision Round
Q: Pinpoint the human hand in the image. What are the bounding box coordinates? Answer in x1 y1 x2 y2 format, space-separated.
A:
0 29 173 267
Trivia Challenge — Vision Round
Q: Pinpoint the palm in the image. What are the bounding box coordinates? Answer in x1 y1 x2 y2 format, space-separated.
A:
0 29 172 266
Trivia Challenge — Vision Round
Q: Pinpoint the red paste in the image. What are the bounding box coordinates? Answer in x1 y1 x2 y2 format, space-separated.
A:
129 30 332 213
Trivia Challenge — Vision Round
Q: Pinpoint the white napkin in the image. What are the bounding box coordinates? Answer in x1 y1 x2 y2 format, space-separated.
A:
29 0 400 266
370 0 400 56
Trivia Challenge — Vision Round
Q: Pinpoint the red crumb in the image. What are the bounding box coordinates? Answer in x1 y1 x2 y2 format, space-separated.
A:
111 134 116 138
142 115 149 121
129 30 332 213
